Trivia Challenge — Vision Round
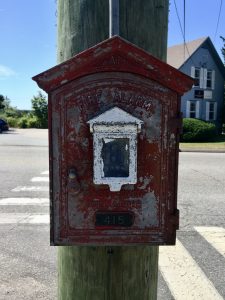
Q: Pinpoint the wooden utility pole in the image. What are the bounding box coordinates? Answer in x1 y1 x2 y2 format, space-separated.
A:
57 1 169 299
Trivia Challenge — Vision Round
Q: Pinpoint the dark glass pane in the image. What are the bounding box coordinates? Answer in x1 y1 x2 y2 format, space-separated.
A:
207 80 212 88
101 138 129 177
194 78 200 86
190 102 196 110
209 112 214 120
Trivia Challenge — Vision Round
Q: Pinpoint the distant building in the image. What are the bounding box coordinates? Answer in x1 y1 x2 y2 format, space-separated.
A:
167 37 225 131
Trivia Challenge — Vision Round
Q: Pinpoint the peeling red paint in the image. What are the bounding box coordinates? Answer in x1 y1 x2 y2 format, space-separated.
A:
33 36 193 246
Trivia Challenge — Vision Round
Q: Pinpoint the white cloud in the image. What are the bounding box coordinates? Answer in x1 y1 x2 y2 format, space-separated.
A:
0 65 16 77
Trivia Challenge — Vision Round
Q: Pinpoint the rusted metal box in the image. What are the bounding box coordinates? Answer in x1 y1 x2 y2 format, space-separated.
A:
33 36 193 245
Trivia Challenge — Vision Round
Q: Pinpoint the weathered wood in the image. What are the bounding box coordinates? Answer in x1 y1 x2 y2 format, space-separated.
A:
58 246 159 300
57 0 168 63
57 0 169 299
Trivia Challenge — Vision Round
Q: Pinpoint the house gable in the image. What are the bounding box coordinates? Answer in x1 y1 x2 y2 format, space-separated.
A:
167 37 225 130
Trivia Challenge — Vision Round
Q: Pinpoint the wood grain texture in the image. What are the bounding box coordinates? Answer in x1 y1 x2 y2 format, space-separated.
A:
57 0 168 62
57 0 169 299
58 246 159 300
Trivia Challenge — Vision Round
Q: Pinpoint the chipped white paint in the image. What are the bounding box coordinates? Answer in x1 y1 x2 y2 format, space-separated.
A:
88 107 143 191
88 106 143 132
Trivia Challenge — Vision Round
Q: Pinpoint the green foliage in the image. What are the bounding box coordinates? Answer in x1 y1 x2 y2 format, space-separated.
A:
220 36 225 64
0 95 5 110
222 124 225 134
6 117 18 128
31 91 48 128
181 118 218 142
18 117 28 128
27 116 39 128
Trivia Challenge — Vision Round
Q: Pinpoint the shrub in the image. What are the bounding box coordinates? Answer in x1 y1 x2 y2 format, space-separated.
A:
18 117 28 128
181 118 217 142
27 116 39 128
222 124 225 134
6 117 18 128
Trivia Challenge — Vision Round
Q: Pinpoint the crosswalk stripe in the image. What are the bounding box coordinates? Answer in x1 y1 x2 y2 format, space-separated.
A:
195 226 225 258
12 186 49 192
0 198 49 205
0 213 49 224
31 177 49 182
159 239 223 300
41 171 49 175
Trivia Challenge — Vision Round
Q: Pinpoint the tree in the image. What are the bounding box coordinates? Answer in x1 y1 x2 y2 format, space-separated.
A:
57 1 169 299
220 36 225 129
220 36 225 64
31 91 48 128
0 95 5 110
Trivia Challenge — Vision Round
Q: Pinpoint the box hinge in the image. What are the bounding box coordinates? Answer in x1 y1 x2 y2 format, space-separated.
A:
169 209 179 230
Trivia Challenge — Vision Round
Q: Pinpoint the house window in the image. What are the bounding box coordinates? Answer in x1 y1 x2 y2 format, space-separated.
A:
194 90 204 99
190 102 196 118
206 70 212 88
193 67 200 87
186 100 200 119
191 67 215 89
206 101 217 121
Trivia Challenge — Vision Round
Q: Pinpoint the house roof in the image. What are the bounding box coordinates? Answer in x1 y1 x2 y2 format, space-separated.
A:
167 37 225 78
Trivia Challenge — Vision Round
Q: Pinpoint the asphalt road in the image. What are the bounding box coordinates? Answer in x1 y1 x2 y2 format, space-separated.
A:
0 129 225 300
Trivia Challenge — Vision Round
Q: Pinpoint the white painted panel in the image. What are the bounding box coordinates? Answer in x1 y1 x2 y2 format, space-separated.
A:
200 68 204 88
159 239 223 300
191 66 195 78
195 227 225 258
214 102 217 120
204 90 212 99
212 70 215 90
196 101 200 118
203 68 207 89
186 100 190 118
206 101 210 121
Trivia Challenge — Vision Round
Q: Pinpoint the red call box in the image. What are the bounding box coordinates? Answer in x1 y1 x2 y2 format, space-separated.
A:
33 36 193 245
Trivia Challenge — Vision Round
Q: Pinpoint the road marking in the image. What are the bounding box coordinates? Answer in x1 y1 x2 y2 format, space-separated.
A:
195 226 225 258
0 213 49 224
0 198 49 206
159 239 223 300
31 177 49 182
12 186 49 192
41 170 49 175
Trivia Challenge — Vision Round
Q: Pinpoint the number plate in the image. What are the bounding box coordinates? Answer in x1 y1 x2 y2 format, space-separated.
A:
95 212 134 227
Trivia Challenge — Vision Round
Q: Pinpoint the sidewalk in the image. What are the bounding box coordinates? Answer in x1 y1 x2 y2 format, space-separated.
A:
180 144 225 153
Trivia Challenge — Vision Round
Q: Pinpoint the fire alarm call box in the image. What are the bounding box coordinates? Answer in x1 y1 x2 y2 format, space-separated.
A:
33 36 193 245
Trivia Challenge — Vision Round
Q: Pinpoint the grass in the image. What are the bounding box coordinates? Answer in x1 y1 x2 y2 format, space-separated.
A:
180 135 225 151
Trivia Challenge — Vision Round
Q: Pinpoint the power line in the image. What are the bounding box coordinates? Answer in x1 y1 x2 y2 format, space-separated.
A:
173 0 195 65
213 0 223 42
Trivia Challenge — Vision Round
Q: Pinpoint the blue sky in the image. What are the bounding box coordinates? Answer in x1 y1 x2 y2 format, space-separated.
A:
0 0 224 110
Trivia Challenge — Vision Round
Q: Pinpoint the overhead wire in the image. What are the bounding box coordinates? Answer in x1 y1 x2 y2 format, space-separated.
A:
173 0 196 65
213 0 223 43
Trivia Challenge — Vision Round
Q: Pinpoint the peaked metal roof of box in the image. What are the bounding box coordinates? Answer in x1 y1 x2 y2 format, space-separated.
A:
167 37 225 78
33 35 193 95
